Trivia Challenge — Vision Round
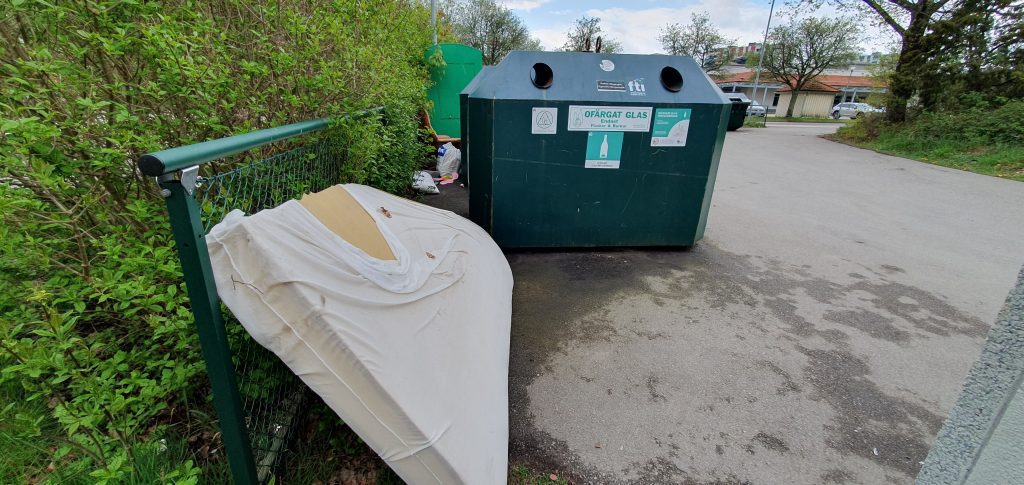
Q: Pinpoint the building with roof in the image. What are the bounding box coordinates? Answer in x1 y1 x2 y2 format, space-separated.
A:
725 42 762 65
715 70 887 117
775 80 841 117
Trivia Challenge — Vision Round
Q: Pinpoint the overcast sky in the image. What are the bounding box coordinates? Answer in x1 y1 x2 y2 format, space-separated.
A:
497 0 897 55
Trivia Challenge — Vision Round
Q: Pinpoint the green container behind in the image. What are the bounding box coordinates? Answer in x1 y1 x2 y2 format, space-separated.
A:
425 43 483 138
461 51 731 248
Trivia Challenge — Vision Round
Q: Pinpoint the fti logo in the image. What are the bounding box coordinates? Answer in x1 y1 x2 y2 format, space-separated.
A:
628 79 646 96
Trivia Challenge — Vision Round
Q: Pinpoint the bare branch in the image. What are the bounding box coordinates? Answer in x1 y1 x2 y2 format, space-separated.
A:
860 0 908 35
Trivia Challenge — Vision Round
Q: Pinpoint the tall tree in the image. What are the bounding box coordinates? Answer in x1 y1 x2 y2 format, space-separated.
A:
806 0 959 121
443 0 541 64
918 0 1024 109
658 12 734 73
757 17 859 117
563 16 621 53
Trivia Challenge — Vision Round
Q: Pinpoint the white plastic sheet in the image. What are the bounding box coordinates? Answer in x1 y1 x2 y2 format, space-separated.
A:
206 184 512 484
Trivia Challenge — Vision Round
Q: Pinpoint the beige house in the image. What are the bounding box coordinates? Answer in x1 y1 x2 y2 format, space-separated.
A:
716 72 886 117
775 80 839 117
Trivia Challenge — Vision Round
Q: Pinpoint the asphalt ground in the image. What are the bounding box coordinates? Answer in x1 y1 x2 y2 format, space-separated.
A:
424 122 1024 484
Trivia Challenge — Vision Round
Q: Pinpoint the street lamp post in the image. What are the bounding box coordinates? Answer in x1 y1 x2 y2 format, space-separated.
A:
848 67 855 102
750 0 777 120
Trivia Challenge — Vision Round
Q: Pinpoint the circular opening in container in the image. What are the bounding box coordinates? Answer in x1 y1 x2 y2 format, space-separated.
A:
660 66 683 92
531 63 553 89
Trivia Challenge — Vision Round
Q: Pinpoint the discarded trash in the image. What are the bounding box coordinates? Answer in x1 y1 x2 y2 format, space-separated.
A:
438 171 460 186
412 170 440 194
207 184 514 484
873 448 879 456
436 141 461 177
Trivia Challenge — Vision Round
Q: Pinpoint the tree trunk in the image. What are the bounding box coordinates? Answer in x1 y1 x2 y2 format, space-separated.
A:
786 89 799 118
886 13 931 123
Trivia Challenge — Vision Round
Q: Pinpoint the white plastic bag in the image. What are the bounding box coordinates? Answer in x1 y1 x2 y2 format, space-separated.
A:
437 142 461 177
411 170 439 194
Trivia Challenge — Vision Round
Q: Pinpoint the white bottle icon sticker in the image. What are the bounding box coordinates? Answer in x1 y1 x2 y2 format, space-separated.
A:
599 134 609 158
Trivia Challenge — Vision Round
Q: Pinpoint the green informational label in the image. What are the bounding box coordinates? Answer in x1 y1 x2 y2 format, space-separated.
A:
650 108 692 147
585 131 623 169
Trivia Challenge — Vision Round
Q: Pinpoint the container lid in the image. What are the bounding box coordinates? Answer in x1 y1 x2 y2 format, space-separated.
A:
465 51 731 105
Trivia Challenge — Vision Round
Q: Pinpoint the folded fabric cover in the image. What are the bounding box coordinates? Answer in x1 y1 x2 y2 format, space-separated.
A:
206 184 513 484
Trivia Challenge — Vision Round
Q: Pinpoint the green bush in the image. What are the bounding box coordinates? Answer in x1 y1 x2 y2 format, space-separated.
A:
834 112 885 142
836 100 1024 147
834 99 1024 180
1 0 433 480
908 100 1024 146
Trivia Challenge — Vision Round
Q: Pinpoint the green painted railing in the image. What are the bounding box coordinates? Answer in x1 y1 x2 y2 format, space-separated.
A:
139 107 383 484
140 107 382 176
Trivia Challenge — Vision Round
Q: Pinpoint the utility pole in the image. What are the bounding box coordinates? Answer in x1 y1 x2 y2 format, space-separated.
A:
750 0 776 119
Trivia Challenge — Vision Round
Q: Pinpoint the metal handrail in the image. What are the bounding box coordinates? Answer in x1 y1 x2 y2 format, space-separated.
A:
138 107 383 176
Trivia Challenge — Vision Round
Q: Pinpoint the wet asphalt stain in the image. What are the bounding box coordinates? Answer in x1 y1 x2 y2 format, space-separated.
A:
506 249 685 483
503 243 984 483
823 309 911 344
645 374 668 403
631 327 668 340
798 346 944 477
751 432 790 453
845 279 988 338
626 457 685 483
881 264 906 274
821 468 856 483
627 457 754 485
757 360 802 396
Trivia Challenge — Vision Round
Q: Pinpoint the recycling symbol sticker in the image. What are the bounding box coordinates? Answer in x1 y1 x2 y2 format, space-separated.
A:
531 107 558 134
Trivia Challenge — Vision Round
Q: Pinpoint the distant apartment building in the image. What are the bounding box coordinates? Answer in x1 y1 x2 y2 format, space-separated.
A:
725 43 762 64
722 47 885 75
857 52 883 65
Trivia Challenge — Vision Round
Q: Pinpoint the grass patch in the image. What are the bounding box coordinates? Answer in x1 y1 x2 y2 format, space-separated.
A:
509 463 571 485
0 381 59 483
831 103 1024 181
1 380 223 484
743 117 766 128
865 138 1024 181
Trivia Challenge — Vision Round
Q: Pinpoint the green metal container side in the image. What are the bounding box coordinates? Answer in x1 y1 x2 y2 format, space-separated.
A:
727 100 750 131
425 43 483 138
460 66 493 183
471 99 729 247
464 51 731 248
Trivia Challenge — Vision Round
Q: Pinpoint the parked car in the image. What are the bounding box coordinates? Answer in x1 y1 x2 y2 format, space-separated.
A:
747 101 767 117
831 102 879 119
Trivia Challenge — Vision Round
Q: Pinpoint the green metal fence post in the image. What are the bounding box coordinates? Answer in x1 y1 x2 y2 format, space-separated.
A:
160 175 258 484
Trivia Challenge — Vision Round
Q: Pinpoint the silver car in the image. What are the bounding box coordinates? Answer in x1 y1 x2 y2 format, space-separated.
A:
747 102 767 117
831 102 878 119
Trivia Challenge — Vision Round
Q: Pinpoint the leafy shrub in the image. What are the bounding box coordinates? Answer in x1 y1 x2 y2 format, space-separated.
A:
834 97 1024 180
837 99 1024 147
834 112 885 142
908 100 1024 146
1 0 434 479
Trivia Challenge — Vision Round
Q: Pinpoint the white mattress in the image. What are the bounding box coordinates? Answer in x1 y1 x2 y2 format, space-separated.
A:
206 184 512 484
